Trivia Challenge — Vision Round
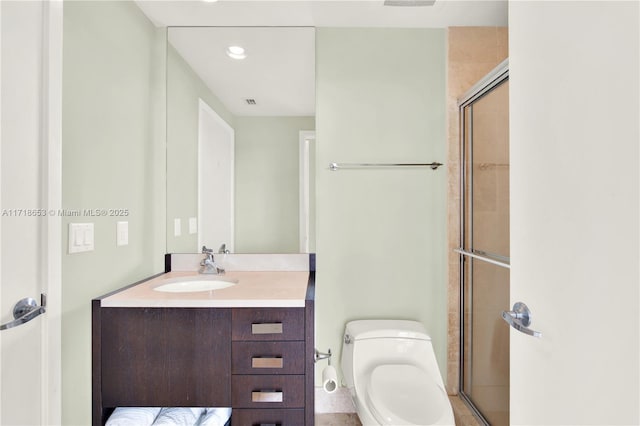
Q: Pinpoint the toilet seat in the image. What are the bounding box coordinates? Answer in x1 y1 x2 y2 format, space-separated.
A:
365 364 445 425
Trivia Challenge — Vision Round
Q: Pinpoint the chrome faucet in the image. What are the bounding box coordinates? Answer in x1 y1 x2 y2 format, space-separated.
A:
200 245 225 275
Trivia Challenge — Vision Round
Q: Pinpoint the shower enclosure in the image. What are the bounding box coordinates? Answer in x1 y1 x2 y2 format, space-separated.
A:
458 61 510 426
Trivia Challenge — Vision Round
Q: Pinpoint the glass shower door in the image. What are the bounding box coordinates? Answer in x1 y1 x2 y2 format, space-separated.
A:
459 68 510 426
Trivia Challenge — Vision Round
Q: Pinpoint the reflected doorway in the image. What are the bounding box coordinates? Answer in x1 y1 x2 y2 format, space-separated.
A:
198 98 235 252
299 130 315 253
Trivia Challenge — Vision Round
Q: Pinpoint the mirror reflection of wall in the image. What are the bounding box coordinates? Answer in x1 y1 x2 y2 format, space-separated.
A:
166 27 315 254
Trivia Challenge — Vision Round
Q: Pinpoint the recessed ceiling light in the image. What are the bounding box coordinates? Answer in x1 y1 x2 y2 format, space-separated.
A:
226 46 247 60
202 0 218 3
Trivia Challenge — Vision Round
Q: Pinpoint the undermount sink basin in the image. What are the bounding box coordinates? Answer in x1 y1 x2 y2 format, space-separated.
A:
154 276 237 293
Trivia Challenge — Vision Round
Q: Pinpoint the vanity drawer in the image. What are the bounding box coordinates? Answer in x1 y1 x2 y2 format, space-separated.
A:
231 408 305 426
232 341 305 375
232 375 305 409
232 308 304 341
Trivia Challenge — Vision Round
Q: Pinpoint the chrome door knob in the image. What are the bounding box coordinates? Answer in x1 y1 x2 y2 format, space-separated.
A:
0 296 46 331
502 302 541 338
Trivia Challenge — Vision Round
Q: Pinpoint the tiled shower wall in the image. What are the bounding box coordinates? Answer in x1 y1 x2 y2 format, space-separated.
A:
446 27 508 395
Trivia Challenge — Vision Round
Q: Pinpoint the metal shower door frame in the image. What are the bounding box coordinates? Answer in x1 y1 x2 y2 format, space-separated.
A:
457 59 509 426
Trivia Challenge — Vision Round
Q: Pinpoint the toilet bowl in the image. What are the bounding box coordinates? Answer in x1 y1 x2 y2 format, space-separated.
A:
341 320 455 426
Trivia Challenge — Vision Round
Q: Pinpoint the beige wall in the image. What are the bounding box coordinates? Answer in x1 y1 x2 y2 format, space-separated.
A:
446 27 508 394
316 27 447 383
62 2 166 424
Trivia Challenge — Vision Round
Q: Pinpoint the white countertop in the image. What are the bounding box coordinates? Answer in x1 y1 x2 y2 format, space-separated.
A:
101 270 310 308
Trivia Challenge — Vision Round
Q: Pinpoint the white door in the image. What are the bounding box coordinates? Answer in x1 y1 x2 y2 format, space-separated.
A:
0 1 62 425
509 2 638 424
198 99 234 253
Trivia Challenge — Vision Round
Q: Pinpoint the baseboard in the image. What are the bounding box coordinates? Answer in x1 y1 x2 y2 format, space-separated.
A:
314 386 355 414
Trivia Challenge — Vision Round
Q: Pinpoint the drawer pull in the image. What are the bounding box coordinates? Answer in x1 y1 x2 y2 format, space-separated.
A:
252 322 283 335
251 390 283 403
252 357 284 369
255 424 280 426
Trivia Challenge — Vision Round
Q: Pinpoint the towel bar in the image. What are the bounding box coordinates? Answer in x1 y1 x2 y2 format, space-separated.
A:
329 162 443 171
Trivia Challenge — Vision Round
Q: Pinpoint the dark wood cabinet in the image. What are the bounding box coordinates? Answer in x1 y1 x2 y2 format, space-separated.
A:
232 375 305 409
232 341 305 375
230 308 309 423
92 271 315 426
100 307 232 408
232 308 305 341
231 408 305 425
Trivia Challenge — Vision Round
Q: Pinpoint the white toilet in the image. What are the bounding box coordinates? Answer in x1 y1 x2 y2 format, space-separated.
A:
341 320 455 426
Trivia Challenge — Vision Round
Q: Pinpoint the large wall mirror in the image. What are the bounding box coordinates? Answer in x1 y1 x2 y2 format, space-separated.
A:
166 27 315 254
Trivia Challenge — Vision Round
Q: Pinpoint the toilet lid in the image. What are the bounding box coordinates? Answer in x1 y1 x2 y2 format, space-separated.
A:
365 364 445 425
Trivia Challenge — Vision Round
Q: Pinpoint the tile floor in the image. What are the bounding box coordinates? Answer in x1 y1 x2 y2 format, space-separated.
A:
449 395 483 426
314 395 482 426
315 413 362 425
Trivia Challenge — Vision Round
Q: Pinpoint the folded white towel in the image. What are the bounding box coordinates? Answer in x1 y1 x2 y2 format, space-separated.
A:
105 407 161 426
152 407 205 426
197 408 232 426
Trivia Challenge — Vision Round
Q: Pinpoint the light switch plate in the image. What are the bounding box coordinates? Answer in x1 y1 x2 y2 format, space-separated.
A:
174 218 181 236
116 221 128 246
68 223 94 254
189 217 197 234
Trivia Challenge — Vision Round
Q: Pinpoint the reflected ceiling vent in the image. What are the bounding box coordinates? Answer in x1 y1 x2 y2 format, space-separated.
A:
384 0 436 5
245 99 257 105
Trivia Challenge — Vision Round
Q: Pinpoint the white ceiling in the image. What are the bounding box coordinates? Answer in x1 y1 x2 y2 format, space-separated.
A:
136 0 508 28
136 0 508 116
168 27 315 116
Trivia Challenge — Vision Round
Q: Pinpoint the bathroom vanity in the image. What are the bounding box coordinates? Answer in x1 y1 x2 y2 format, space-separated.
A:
92 254 315 426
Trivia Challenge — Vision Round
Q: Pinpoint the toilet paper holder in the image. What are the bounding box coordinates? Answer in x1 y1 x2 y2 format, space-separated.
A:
314 348 332 365
315 348 338 394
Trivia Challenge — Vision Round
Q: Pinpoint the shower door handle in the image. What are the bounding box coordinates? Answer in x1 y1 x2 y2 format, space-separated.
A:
0 296 46 331
502 302 541 338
